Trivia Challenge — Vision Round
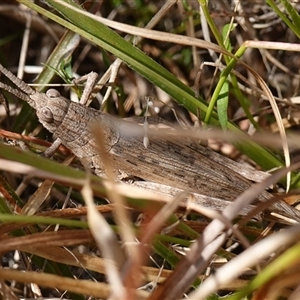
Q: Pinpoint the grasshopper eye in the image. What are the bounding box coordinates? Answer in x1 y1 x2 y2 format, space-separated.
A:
40 107 54 123
46 89 60 98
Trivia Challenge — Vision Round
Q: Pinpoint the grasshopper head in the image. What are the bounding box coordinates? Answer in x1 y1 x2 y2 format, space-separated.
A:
32 89 70 133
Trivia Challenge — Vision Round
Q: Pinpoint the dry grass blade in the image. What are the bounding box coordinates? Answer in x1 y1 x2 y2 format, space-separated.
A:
20 155 75 215
0 280 19 300
20 179 54 215
122 192 189 289
0 230 93 252
186 201 252 251
50 0 238 60
0 268 149 299
81 178 126 299
140 192 188 245
189 225 300 299
14 245 172 283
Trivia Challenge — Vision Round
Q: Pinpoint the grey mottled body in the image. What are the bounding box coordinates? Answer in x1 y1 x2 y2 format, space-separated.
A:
1 63 300 221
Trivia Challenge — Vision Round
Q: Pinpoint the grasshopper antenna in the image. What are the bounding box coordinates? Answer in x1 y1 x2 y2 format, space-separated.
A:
0 63 37 108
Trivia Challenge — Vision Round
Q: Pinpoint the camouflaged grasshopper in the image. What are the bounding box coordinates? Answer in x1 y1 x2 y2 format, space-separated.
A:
1 63 300 222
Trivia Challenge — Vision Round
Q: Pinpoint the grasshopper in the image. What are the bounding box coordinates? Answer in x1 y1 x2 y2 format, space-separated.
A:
0 63 300 221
